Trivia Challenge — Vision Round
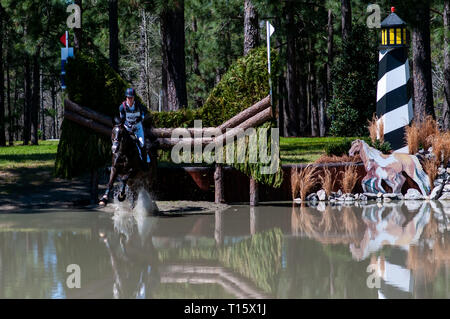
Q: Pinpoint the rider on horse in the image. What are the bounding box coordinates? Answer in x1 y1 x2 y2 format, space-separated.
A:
119 88 150 164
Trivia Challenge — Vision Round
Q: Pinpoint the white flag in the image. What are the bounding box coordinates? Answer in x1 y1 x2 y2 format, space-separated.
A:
267 22 275 37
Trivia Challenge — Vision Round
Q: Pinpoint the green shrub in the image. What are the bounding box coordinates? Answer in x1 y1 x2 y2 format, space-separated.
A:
55 52 140 179
327 24 378 137
325 138 353 156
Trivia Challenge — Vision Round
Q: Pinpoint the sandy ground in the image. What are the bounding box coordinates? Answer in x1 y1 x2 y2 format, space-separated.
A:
0 167 229 214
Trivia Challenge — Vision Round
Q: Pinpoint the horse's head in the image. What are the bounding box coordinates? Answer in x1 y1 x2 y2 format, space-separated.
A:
349 139 363 157
111 120 126 154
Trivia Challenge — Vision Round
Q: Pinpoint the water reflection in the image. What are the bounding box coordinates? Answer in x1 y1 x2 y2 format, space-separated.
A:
0 201 448 299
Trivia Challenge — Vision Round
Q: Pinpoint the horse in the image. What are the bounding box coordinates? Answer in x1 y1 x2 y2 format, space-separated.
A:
99 118 153 207
348 139 430 196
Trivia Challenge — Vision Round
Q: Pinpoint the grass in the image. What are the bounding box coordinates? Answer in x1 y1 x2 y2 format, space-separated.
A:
0 136 360 172
0 140 59 170
280 136 360 164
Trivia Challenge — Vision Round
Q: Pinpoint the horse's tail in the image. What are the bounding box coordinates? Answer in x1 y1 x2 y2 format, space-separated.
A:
411 155 431 196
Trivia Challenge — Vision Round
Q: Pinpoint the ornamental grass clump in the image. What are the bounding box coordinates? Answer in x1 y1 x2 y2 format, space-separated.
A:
421 116 438 150
291 165 319 201
319 167 335 197
368 114 384 144
341 165 358 194
422 158 439 189
432 131 450 166
405 121 420 155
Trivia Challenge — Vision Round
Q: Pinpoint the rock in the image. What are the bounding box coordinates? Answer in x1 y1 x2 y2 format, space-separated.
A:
443 184 450 192
419 149 425 154
337 189 343 196
397 193 404 200
384 197 392 202
317 202 326 212
383 193 398 199
363 192 378 200
294 198 302 203
428 147 433 153
359 194 368 201
438 167 446 175
306 193 318 201
447 168 450 174
439 192 450 200
404 188 423 200
354 193 359 200
376 198 382 202
329 198 336 203
338 195 346 201
317 189 327 201
430 185 443 200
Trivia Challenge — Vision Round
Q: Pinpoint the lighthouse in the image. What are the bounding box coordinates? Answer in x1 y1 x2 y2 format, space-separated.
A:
376 7 412 153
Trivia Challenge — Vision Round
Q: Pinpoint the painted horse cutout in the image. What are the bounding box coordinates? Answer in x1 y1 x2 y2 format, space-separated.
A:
349 139 430 196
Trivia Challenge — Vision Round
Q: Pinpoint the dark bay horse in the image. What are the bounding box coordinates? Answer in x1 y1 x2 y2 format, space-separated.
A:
99 119 155 206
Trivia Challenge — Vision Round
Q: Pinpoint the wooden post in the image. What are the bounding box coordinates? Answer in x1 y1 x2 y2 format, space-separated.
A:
214 164 224 204
214 210 223 246
90 168 98 204
250 177 259 206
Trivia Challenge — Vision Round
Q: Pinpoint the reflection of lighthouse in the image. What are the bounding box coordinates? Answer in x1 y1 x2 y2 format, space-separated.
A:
377 7 412 153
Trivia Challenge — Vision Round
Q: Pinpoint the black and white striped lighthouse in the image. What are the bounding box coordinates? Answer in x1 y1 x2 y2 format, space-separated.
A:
376 7 412 153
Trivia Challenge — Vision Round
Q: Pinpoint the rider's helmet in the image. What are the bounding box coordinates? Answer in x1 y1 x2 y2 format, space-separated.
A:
125 88 135 97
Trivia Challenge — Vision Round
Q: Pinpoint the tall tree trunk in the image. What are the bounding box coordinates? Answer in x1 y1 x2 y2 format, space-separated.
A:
443 0 450 130
23 56 32 145
40 68 45 140
0 7 5 147
160 0 188 110
243 0 259 56
31 51 40 145
191 16 202 108
139 9 150 109
51 82 56 139
412 2 435 121
341 0 352 42
13 74 18 141
309 38 319 137
108 0 119 72
284 4 299 136
6 52 12 145
74 0 82 50
326 9 334 135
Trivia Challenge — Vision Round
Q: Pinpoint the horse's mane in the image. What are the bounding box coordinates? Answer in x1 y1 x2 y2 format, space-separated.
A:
360 140 385 161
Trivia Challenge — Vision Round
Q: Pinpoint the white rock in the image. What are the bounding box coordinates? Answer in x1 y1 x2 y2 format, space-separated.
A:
294 198 302 203
443 184 450 192
430 185 443 200
434 179 444 187
447 168 450 174
354 193 359 200
383 193 398 199
438 167 446 175
338 196 346 201
359 194 368 201
404 188 423 200
384 197 392 202
439 192 450 200
306 193 318 201
317 189 327 201
337 189 343 196
377 192 383 198
397 193 404 200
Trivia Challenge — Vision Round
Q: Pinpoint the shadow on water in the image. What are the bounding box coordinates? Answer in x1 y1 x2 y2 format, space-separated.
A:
0 200 448 299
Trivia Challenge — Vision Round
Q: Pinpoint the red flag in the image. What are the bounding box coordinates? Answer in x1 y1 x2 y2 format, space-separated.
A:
60 33 66 46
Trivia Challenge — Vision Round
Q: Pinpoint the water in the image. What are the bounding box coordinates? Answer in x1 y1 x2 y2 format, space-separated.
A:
0 201 449 299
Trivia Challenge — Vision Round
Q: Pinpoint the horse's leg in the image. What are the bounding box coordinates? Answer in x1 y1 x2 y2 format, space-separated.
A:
118 174 128 202
391 173 405 194
99 165 118 206
404 163 430 196
362 176 375 193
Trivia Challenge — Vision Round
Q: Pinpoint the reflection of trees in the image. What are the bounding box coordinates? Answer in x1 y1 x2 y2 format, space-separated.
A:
157 228 283 294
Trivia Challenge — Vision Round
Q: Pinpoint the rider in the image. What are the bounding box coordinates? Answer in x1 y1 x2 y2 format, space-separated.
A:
119 88 150 164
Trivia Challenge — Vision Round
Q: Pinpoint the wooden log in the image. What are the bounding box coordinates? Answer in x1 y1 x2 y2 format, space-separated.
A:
152 127 218 138
218 95 270 131
65 99 113 128
156 136 214 149
64 110 112 137
212 106 272 148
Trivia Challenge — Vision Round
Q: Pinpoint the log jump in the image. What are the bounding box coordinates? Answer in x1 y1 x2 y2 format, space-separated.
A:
63 96 273 205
